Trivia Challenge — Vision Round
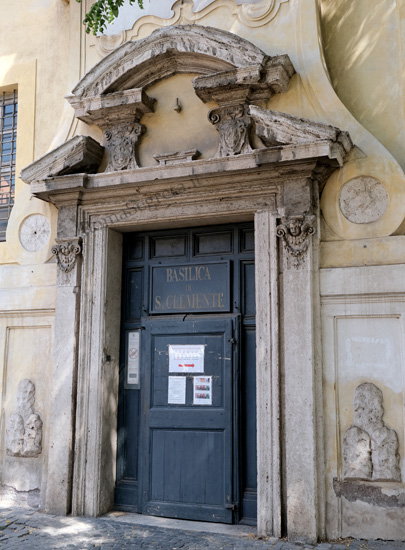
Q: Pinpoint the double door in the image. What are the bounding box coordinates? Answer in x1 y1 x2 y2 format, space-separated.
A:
116 225 257 524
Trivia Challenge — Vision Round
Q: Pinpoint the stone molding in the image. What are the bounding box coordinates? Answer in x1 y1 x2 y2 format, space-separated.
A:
193 59 294 105
72 26 273 98
51 238 82 273
66 89 155 127
250 106 353 156
153 149 200 165
20 136 104 184
28 143 348 207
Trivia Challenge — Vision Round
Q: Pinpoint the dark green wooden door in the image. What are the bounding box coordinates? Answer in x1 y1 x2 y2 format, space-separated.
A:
116 224 257 524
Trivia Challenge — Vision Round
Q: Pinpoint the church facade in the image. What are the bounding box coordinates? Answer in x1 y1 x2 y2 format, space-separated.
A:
1 0 405 543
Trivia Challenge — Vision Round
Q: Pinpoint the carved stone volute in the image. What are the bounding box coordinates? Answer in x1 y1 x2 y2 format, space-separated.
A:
104 122 145 172
194 58 295 158
208 105 253 157
66 88 155 171
52 237 82 273
276 214 316 257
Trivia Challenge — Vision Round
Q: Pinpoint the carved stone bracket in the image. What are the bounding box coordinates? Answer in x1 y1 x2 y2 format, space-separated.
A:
104 122 145 171
276 214 316 257
52 238 82 273
194 58 295 158
208 105 253 157
66 88 155 171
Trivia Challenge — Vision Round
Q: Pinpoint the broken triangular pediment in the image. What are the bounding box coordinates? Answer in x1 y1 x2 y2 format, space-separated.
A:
20 136 104 185
249 106 353 152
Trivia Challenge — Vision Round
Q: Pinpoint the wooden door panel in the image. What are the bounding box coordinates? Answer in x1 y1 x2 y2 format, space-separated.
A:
140 317 235 523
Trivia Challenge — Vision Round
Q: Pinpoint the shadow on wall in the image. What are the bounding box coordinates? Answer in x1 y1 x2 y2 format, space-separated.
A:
320 0 405 171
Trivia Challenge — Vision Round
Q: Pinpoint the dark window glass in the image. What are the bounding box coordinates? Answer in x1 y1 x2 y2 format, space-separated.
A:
0 89 17 242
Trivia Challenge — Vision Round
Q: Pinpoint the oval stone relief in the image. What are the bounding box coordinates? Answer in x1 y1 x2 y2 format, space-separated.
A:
19 214 51 252
339 176 389 224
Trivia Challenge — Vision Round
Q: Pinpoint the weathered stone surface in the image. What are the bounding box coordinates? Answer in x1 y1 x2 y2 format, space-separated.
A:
20 136 104 184
71 26 276 98
208 105 253 157
6 380 42 459
66 90 154 172
193 57 295 105
193 58 294 158
249 106 353 153
334 478 405 508
339 177 388 224
104 122 144 171
66 88 155 127
51 238 81 274
276 215 316 260
343 383 401 482
153 149 200 165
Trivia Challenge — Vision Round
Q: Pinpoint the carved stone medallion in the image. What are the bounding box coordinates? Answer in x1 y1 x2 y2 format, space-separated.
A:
339 176 388 224
6 379 43 458
19 214 51 252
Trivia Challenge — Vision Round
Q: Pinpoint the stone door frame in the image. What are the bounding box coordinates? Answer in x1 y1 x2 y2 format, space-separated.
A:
31 150 342 543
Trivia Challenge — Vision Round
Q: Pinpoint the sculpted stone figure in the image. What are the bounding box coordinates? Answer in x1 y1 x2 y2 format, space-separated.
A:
343 382 401 482
6 379 43 458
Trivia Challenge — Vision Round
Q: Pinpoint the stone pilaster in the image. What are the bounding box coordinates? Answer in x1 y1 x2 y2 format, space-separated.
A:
46 209 82 515
277 203 321 543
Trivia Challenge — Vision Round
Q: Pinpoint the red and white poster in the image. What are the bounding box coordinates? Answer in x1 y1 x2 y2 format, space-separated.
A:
168 344 205 373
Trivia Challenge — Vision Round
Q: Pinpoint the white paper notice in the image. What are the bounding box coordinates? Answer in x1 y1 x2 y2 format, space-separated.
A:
193 376 212 405
168 376 186 405
169 345 205 373
127 331 140 387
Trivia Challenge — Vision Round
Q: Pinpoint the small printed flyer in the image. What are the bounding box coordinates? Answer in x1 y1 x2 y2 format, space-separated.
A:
169 344 205 373
168 376 186 405
193 376 212 405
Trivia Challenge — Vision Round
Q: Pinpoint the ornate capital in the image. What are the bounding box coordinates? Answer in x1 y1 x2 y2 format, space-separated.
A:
52 238 82 273
208 105 253 157
104 122 145 171
276 215 316 257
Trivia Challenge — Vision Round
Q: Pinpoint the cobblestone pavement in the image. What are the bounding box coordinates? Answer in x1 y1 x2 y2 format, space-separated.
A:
0 507 403 550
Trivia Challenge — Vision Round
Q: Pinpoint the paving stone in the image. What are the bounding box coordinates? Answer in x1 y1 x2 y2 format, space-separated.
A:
0 507 400 550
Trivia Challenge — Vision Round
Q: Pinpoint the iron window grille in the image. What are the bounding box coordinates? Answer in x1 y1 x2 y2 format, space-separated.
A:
0 90 17 242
